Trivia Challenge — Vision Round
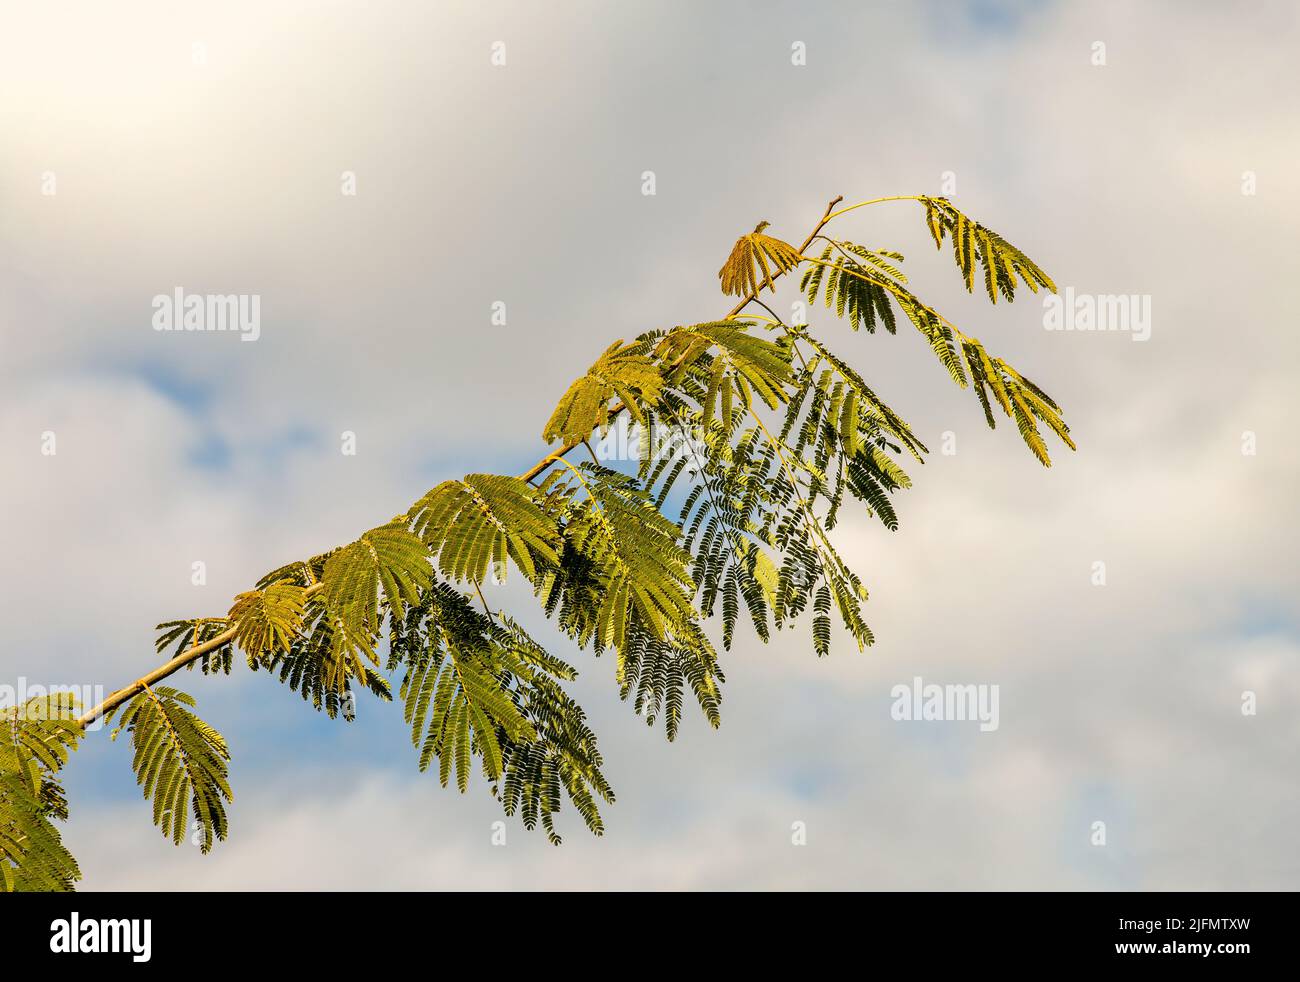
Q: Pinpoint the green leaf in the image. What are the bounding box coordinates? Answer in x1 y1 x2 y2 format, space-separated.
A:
543 340 664 444
542 464 698 655
655 320 794 414
410 473 559 584
229 582 307 661
322 521 434 664
393 585 613 843
921 196 1056 301
107 686 231 853
0 695 82 892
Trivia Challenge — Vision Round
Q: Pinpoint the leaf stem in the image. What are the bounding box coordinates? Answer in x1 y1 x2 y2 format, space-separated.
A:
824 195 927 223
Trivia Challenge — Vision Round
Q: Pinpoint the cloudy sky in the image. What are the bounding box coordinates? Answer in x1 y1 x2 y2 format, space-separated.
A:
2 0 1297 889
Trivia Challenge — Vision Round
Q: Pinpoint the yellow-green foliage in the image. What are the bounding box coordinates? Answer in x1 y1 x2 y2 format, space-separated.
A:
1 696 82 891
3 192 1072 888
108 686 233 854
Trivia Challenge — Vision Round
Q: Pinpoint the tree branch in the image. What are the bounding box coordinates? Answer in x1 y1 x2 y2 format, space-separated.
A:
75 195 846 731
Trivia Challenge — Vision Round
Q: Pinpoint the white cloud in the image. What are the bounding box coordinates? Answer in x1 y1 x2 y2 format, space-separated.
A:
3 0 1297 889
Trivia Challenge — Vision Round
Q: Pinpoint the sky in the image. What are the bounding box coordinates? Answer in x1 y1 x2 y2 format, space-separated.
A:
1 0 1297 890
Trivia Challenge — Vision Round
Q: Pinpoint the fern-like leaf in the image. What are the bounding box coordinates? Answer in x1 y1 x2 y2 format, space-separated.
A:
229 581 308 663
539 464 698 656
543 340 664 444
155 618 235 676
108 686 232 853
718 221 804 297
321 521 434 668
410 473 559 584
921 196 1056 302
393 583 613 842
0 695 81 892
655 320 794 417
